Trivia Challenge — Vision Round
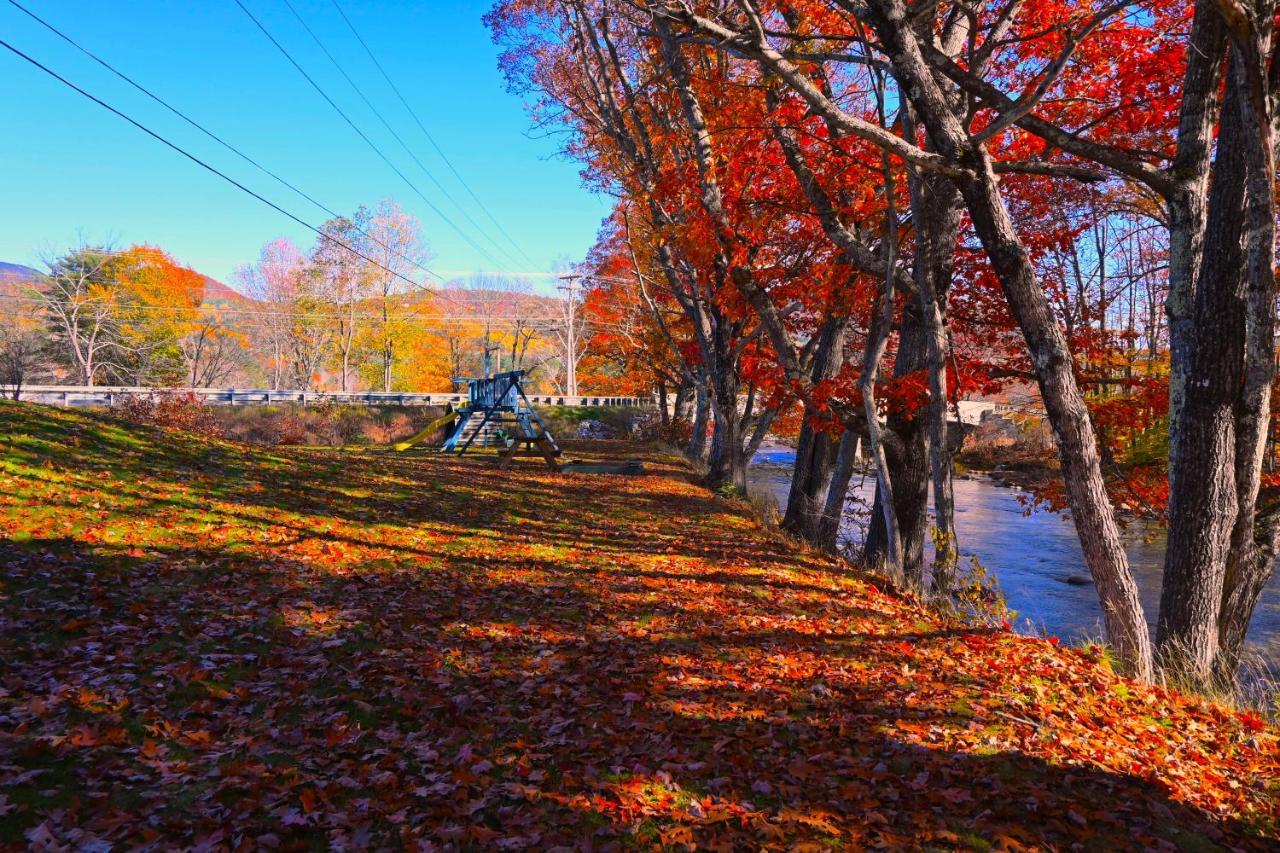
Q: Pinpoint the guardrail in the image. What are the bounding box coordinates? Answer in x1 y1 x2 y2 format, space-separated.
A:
0 385 652 409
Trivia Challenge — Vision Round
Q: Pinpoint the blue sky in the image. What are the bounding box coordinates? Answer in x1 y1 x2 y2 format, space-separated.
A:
0 0 607 292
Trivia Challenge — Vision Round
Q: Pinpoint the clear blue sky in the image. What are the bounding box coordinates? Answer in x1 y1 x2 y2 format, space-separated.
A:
0 0 607 292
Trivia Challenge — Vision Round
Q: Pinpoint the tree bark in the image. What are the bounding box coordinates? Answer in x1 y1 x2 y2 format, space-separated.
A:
863 0 1152 676
1158 59 1251 681
687 373 710 463
820 426 863 551
784 315 851 544
864 300 929 587
910 165 963 590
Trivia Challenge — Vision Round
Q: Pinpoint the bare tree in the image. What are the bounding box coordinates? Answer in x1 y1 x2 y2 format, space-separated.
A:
313 209 372 393
365 200 429 391
236 239 306 391
39 245 119 387
180 309 245 388
0 311 46 399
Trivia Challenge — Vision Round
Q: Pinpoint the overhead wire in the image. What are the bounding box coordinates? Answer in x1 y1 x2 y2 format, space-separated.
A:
229 0 519 275
326 0 538 267
3 0 445 289
0 292 632 331
277 0 524 270
0 35 436 294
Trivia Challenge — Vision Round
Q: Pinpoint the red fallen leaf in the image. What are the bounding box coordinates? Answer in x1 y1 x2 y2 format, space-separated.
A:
1240 712 1266 733
468 825 501 844
2 404 1277 848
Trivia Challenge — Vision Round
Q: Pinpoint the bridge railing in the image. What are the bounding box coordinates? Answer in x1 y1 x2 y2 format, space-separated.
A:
0 385 652 409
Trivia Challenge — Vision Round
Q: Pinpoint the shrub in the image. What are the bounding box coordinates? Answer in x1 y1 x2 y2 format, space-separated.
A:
212 404 445 447
539 405 651 440
116 392 223 438
631 411 693 446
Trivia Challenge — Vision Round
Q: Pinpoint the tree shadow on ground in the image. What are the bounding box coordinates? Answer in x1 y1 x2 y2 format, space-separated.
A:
1 404 1275 847
1 533 1273 848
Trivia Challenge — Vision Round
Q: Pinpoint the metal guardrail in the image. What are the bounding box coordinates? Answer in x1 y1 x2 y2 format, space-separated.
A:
0 385 652 409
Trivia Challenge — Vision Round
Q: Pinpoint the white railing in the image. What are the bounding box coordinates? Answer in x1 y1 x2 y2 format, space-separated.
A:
0 385 652 410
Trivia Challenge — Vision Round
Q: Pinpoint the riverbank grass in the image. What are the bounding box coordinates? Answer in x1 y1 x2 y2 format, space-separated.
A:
0 401 1276 847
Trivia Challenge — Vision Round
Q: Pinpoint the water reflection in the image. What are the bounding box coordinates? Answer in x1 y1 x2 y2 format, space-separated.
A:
748 446 1280 664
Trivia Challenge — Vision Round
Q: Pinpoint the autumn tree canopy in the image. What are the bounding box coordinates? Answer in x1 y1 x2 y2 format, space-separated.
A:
488 0 1280 687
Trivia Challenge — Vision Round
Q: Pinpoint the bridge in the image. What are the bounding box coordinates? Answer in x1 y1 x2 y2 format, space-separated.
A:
0 385 651 409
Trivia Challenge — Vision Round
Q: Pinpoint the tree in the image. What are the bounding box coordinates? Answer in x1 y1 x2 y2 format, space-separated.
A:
642 0 1180 678
180 307 249 388
364 200 430 392
313 209 374 393
236 239 315 390
0 307 46 399
108 245 205 385
39 245 120 387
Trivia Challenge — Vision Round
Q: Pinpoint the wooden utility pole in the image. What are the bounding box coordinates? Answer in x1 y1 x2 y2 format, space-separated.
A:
557 274 582 397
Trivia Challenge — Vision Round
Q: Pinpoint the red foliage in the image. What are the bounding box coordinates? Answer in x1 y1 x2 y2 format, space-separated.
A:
116 392 223 438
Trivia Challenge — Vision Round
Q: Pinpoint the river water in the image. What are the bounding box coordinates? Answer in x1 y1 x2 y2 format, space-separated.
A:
748 445 1280 665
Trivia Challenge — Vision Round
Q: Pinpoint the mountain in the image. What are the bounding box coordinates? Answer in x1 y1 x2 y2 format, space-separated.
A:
0 260 250 308
200 275 253 307
0 262 45 285
432 285 564 316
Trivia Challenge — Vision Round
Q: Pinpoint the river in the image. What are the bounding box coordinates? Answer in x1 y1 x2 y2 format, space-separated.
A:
749 445 1280 667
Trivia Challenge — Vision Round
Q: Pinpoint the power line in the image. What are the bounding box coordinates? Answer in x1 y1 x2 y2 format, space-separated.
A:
3 0 445 288
327 0 538 267
277 0 524 270
0 35 434 295
0 292 632 330
230 0 517 274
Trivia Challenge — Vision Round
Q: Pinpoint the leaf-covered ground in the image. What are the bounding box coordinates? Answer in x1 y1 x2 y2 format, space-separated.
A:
0 402 1276 850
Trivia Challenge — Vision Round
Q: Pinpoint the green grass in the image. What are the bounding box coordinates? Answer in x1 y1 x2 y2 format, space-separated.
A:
0 400 1275 848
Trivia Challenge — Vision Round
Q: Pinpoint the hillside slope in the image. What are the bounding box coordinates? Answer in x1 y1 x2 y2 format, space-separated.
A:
0 402 1275 848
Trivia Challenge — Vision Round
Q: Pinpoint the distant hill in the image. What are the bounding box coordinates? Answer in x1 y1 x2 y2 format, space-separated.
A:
1 261 566 317
433 285 563 316
0 261 44 285
200 275 252 307
0 260 249 308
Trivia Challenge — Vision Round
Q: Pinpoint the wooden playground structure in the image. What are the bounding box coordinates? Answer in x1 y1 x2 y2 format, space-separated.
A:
394 370 563 471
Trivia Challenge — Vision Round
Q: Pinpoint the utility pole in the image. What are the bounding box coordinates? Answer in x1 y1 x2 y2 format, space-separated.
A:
557 274 582 397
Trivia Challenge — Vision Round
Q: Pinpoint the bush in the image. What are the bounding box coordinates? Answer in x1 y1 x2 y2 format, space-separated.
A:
538 405 650 440
631 410 693 446
212 404 446 447
116 392 223 437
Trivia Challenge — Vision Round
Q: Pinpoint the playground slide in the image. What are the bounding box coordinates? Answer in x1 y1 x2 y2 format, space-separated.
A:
393 410 460 452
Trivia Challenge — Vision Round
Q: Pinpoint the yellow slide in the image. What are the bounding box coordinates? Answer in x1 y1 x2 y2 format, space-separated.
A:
393 410 460 452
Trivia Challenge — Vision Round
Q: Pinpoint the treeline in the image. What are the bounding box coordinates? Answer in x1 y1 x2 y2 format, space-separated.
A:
0 200 588 396
490 0 1279 688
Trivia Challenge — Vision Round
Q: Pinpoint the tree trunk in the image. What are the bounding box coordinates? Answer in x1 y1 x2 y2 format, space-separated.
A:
864 301 930 587
687 375 710 463
1158 62 1251 682
860 265 904 585
784 316 850 544
863 0 1152 676
704 334 747 494
819 426 862 551
911 168 963 590
954 159 1152 677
